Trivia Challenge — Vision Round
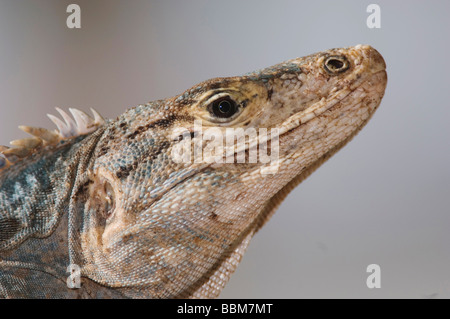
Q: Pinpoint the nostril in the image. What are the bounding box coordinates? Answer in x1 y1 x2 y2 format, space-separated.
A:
328 59 343 69
324 56 349 74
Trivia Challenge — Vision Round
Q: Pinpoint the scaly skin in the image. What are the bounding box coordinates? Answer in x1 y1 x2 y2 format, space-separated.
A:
0 45 387 298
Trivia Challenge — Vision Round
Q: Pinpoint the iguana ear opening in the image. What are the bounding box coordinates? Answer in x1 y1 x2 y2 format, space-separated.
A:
87 177 117 228
73 167 128 280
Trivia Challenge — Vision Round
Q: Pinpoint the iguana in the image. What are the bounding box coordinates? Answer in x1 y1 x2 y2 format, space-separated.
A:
0 45 387 298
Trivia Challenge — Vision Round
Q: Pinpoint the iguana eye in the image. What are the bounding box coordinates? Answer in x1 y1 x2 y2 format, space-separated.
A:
324 55 349 74
208 96 239 119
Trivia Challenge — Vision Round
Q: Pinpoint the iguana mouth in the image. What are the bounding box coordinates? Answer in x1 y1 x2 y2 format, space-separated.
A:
277 69 387 139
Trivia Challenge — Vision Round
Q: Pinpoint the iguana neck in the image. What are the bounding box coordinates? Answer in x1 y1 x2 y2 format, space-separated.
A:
0 128 121 297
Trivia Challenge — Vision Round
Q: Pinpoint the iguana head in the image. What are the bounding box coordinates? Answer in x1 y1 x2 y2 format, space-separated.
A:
77 45 386 297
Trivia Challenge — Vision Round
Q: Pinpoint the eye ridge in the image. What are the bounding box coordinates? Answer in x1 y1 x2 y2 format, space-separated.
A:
209 96 239 119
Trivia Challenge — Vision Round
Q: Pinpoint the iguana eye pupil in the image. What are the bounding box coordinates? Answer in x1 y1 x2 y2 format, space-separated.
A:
211 97 238 118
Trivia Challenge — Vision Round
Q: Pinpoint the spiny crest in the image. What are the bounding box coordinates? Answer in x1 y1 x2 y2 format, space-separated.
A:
0 108 105 171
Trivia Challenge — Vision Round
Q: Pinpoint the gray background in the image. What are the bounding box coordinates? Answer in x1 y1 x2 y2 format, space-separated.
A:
1 0 449 298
